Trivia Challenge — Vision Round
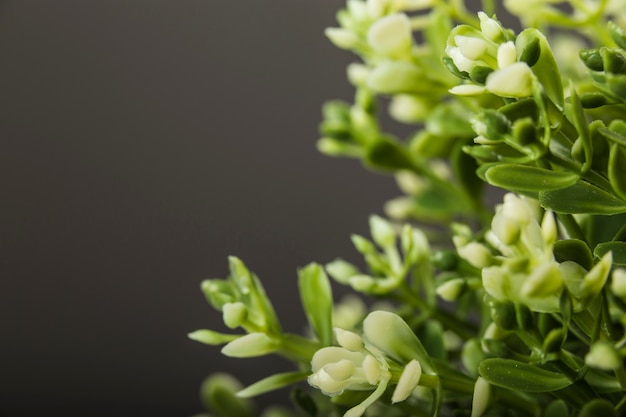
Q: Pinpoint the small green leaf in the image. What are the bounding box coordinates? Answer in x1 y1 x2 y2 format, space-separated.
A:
594 241 626 265
364 136 417 172
579 399 618 417
568 86 592 172
484 164 578 193
188 329 240 346
201 373 254 417
298 263 334 346
539 181 626 214
236 371 309 398
479 359 571 392
609 142 626 201
554 239 593 270
544 400 569 417
517 29 563 109
609 21 626 50
290 387 318 417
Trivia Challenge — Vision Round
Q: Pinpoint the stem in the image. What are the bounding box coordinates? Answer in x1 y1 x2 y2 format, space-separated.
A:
396 285 477 339
279 334 321 363
556 213 587 242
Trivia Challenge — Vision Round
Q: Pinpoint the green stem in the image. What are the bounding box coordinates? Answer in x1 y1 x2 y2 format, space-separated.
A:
279 334 321 363
556 213 587 242
396 285 477 339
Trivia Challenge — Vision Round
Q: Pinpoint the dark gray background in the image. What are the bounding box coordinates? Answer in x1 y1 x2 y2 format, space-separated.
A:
1 1 397 416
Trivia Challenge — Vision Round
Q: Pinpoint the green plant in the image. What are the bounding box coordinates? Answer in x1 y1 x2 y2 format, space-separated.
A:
190 1 626 416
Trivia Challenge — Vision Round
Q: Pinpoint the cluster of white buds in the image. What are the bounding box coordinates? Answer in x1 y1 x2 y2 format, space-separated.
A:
455 194 612 312
446 12 534 98
308 311 432 417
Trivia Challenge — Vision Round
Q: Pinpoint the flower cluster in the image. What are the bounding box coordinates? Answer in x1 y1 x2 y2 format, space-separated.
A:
309 311 431 417
192 2 626 417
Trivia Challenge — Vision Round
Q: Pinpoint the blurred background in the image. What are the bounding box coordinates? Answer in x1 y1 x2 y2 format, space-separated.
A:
1 1 397 416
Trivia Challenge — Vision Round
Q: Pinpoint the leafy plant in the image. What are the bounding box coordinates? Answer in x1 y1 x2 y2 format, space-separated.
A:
190 1 626 416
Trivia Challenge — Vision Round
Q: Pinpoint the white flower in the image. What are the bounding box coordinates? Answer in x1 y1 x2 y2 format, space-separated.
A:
367 13 413 57
486 62 534 98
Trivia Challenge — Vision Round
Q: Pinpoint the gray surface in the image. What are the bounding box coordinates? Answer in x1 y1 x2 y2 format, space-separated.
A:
0 1 397 415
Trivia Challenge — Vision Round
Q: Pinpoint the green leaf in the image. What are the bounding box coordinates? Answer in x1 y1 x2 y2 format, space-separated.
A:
484 164 578 193
517 29 564 109
201 373 254 417
579 399 618 417
594 241 626 265
598 126 626 147
554 239 594 270
609 142 626 201
479 359 571 392
364 136 418 172
568 86 592 172
236 371 309 398
609 21 626 50
544 400 569 417
290 387 318 417
539 181 626 214
188 329 240 346
298 263 334 346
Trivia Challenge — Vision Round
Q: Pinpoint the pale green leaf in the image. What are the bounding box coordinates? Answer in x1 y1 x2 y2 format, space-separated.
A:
236 371 309 398
479 358 571 392
485 164 578 192
539 181 626 214
298 263 334 345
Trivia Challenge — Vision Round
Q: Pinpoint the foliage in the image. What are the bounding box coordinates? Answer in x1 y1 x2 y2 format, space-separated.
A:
191 1 626 416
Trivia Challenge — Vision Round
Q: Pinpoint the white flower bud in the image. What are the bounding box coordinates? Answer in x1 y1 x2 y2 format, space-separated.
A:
446 45 476 73
486 62 533 98
478 12 503 41
520 262 562 297
541 210 557 247
349 275 378 292
363 354 382 384
455 35 489 60
367 0 388 19
367 61 422 94
325 27 360 50
449 84 487 96
611 268 626 298
579 251 612 299
221 333 279 357
222 301 247 329
370 214 396 248
347 63 371 86
458 242 492 268
367 13 412 57
471 377 491 417
586 341 621 371
392 359 422 403
389 94 430 122
335 328 365 351
497 41 518 68
436 278 465 302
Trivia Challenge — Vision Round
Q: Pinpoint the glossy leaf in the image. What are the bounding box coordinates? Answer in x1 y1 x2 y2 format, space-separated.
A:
554 239 593 270
364 136 418 172
479 359 571 392
609 142 626 201
579 399 617 417
568 86 592 172
298 263 334 346
594 241 626 266
517 29 563 109
539 181 626 214
236 371 309 398
484 164 578 193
